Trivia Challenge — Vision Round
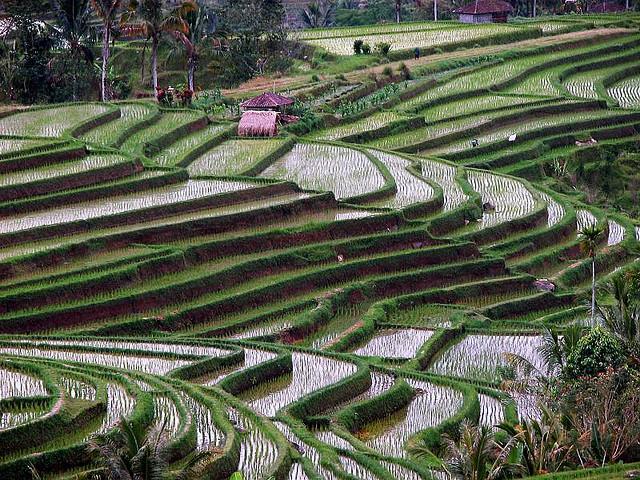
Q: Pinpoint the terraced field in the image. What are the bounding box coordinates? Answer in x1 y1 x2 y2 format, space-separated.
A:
300 23 529 55
0 18 639 480
608 74 640 108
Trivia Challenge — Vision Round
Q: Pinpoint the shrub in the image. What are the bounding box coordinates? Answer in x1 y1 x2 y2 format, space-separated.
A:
311 74 320 82
382 66 393 77
565 326 625 378
361 43 371 55
314 50 330 62
334 82 400 117
288 99 311 117
398 62 412 80
560 366 640 464
191 89 225 115
286 111 323 135
110 74 132 100
353 39 364 54
375 42 391 56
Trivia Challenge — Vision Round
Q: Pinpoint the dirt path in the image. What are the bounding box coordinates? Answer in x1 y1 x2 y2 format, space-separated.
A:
222 28 634 97
0 104 26 114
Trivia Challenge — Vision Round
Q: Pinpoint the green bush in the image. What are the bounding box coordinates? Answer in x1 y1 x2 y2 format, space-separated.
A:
353 39 364 55
191 89 224 115
565 326 625 378
286 111 323 135
398 62 412 80
375 42 391 56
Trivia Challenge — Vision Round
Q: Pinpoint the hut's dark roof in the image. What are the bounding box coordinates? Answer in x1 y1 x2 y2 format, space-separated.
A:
240 92 294 109
454 0 513 14
589 2 624 12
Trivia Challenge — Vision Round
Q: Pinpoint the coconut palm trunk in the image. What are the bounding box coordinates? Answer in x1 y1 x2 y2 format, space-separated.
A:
434 0 438 20
101 26 110 101
591 255 596 322
91 0 122 102
579 224 604 324
151 34 159 91
395 0 401 22
187 56 196 91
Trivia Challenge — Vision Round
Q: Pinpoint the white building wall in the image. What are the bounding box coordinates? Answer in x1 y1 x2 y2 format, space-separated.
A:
459 13 494 23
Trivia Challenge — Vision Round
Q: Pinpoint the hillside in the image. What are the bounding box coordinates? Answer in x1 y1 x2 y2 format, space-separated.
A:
0 12 639 480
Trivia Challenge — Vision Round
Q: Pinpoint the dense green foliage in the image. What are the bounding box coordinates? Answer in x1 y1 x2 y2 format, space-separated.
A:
565 327 625 378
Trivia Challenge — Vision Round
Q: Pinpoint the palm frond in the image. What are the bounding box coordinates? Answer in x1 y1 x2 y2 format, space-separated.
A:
120 22 149 38
174 450 217 480
503 352 539 378
578 224 604 257
539 327 565 375
27 463 43 480
160 15 190 34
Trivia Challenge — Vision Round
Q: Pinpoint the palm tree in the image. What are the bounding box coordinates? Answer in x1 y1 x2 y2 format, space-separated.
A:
503 326 583 383
597 274 640 357
50 0 93 101
499 405 575 475
91 0 124 102
579 223 605 323
51 0 93 56
50 0 94 100
88 418 217 480
395 0 402 22
500 325 584 417
300 1 336 28
123 0 196 92
170 3 212 91
408 420 520 480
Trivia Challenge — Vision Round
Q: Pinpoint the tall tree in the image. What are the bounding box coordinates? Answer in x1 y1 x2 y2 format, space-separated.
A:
91 0 123 101
171 3 214 91
51 0 92 48
597 273 640 353
123 0 196 92
579 223 605 323
217 0 287 84
395 0 402 22
50 0 94 100
300 0 337 27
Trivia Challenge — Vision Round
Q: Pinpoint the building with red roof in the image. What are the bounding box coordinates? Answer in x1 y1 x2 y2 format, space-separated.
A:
240 92 295 112
588 1 625 11
238 92 297 137
454 0 513 23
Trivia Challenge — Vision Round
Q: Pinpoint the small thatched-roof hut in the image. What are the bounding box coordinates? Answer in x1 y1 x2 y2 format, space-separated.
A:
588 1 625 12
454 0 513 22
238 110 279 137
240 92 294 112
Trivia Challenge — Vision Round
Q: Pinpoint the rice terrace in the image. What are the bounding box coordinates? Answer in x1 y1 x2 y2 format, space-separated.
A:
1 0 640 478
